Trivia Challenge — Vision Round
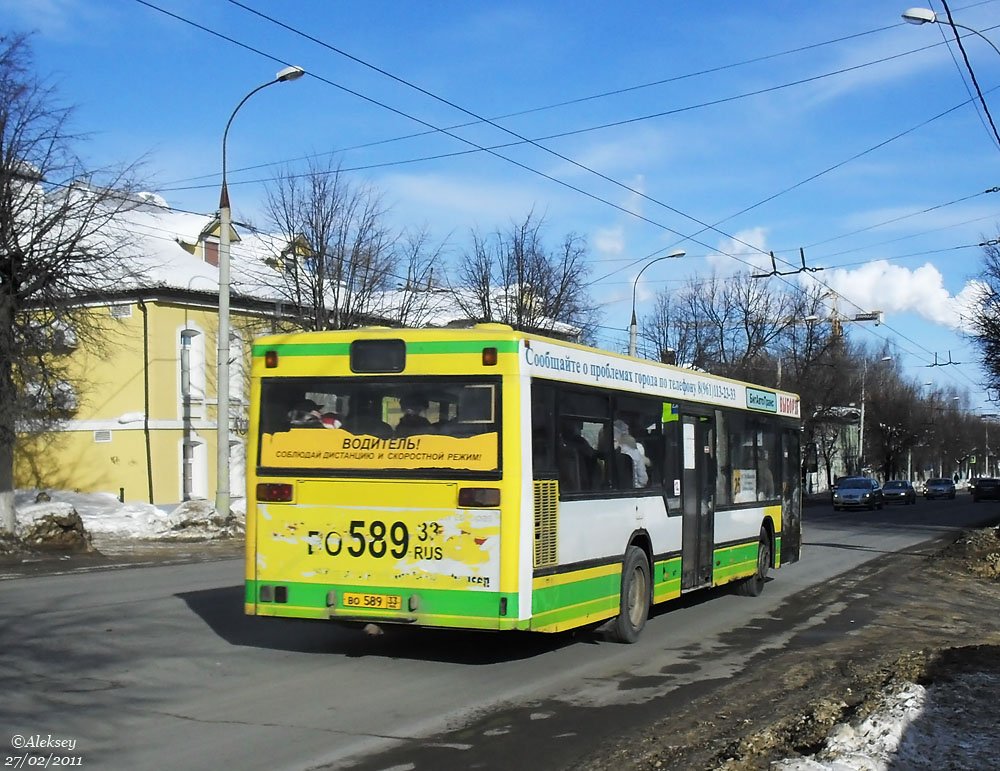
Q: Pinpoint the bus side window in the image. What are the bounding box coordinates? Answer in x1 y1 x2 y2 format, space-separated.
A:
531 383 556 477
558 419 588 491
558 418 609 491
663 416 683 508
613 397 663 491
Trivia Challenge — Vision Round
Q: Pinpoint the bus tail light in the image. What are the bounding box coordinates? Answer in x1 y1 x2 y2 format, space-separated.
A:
482 347 497 366
257 483 293 502
458 487 500 507
264 350 279 368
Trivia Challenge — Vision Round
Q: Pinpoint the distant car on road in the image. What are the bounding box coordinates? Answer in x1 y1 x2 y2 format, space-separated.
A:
924 478 957 499
832 476 884 511
969 477 1000 502
882 480 916 505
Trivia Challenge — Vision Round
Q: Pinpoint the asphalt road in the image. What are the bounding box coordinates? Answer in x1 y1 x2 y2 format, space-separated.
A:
1 496 995 771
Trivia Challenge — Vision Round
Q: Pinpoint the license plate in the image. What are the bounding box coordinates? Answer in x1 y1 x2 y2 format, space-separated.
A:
342 592 402 611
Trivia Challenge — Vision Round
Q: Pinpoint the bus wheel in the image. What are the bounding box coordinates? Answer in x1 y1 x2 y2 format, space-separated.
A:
610 546 650 644
736 528 771 597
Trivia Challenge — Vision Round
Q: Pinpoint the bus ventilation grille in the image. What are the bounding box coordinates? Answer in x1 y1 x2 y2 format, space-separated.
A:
533 480 559 568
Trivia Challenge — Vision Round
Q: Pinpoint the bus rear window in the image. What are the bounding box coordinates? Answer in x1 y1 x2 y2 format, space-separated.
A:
257 378 500 473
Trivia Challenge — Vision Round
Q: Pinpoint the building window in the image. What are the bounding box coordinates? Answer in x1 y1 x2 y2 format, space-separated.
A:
229 329 244 404
180 326 206 418
181 434 208 501
204 239 219 267
25 380 78 415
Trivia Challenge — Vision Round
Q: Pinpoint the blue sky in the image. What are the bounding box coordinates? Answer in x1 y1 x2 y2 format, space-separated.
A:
5 0 1000 411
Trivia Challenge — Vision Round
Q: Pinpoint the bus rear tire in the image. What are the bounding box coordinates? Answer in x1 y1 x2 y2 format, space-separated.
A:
610 546 650 644
736 527 770 597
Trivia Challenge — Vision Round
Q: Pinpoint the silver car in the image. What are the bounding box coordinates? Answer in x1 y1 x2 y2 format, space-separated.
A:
832 477 884 511
924 478 956 499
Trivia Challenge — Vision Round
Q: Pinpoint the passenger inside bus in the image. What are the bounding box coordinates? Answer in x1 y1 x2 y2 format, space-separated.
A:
347 395 393 438
558 420 599 491
395 392 433 437
612 419 649 488
288 399 324 427
321 412 343 429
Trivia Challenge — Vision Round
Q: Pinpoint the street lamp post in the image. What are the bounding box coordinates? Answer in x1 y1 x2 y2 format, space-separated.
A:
628 249 686 357
216 65 304 516
902 8 1000 57
981 413 999 477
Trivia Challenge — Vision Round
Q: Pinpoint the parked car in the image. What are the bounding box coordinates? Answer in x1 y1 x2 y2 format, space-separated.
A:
969 477 1000 502
832 476 884 511
882 479 916 505
924 477 957 499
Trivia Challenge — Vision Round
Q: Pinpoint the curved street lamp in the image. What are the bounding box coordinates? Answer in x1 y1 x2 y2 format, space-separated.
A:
216 65 305 516
628 249 685 357
901 7 1000 57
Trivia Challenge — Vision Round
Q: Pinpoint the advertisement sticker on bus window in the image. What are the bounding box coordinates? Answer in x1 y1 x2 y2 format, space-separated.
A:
260 427 499 471
683 422 695 470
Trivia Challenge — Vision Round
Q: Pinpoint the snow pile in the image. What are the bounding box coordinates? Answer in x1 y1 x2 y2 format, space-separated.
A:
773 683 926 770
774 668 1000 771
15 501 93 551
14 489 243 542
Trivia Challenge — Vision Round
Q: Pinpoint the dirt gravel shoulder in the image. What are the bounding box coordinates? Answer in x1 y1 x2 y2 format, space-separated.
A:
577 524 1000 771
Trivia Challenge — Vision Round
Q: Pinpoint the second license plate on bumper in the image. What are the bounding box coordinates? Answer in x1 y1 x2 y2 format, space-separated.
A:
342 592 402 610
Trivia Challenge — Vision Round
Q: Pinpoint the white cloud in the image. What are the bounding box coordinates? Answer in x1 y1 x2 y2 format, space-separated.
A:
821 260 975 330
593 226 625 256
0 0 103 39
954 280 989 334
707 227 772 274
560 128 672 180
378 171 550 230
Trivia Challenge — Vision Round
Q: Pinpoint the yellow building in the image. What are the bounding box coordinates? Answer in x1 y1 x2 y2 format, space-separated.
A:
13 197 577 510
14 201 278 509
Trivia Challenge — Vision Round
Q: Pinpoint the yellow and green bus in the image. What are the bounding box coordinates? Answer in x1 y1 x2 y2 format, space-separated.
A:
246 324 802 642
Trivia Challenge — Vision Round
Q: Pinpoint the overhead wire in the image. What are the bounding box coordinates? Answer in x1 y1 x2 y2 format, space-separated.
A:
132 0 994 390
131 0 774 276
159 12 905 188
940 0 1000 150
800 187 998 253
157 36 965 199
214 0 1000 343
160 0 978 287
931 1 1000 151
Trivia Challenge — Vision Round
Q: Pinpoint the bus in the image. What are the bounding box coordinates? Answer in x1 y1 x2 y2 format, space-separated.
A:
246 324 802 642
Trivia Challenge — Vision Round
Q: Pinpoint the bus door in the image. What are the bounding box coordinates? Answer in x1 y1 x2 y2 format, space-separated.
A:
681 413 715 590
780 427 802 563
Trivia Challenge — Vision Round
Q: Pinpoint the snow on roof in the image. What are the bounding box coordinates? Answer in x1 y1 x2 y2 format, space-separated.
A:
65 196 581 334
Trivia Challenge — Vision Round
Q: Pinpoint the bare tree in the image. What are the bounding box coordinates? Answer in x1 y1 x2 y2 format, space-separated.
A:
0 34 146 532
640 271 797 377
384 226 445 328
452 210 598 339
969 235 1000 392
639 290 699 365
258 157 404 331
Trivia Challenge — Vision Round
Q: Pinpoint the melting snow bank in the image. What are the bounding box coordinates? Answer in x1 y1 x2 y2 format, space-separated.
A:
14 489 244 542
773 682 925 770
774 671 1000 771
